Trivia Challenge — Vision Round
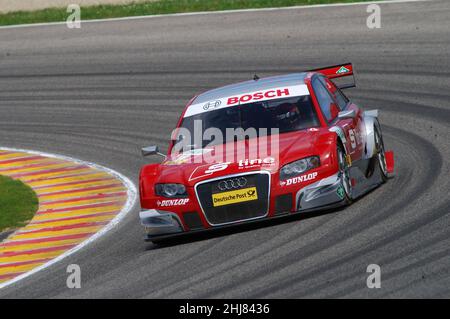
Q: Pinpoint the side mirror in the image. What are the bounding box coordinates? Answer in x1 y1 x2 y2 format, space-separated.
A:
338 109 356 119
141 145 166 159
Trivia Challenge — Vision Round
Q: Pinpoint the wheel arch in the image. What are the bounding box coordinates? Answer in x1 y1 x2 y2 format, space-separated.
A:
362 109 381 159
329 126 349 156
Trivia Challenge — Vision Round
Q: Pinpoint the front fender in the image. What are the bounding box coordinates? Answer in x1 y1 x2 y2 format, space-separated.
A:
139 163 159 208
329 126 349 155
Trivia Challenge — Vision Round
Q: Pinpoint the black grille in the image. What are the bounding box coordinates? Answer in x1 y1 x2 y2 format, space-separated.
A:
195 173 270 225
274 194 293 215
183 212 204 230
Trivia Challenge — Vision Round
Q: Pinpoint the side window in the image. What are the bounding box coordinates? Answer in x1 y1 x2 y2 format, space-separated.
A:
312 77 338 122
322 78 349 110
334 89 349 110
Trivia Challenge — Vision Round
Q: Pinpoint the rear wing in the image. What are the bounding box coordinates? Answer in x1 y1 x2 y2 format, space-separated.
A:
308 63 356 89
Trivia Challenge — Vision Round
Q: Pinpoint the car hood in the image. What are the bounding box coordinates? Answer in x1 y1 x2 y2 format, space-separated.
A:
155 129 325 187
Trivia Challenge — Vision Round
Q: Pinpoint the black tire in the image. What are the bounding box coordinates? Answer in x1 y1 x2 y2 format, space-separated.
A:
337 143 352 203
374 124 388 182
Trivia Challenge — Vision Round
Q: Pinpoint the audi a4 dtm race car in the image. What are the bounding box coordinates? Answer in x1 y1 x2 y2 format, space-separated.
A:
139 63 394 244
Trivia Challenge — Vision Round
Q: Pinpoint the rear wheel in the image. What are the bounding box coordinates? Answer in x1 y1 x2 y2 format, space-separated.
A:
337 144 352 203
374 124 388 182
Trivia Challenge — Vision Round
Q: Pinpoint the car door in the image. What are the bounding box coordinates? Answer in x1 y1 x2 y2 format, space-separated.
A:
313 76 364 161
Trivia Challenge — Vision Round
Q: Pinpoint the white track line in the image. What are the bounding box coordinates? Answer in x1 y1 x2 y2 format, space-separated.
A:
0 0 431 30
0 147 137 290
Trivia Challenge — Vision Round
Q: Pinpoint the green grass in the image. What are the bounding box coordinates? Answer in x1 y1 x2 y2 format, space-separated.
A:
0 0 380 26
0 175 38 233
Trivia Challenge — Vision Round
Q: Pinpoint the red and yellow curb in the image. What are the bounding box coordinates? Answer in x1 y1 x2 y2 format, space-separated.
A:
0 148 136 287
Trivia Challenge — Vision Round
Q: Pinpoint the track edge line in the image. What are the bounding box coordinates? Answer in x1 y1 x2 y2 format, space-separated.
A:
0 0 431 30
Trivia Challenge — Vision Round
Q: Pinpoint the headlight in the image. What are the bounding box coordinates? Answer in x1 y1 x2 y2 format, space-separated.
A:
155 183 187 198
280 156 320 180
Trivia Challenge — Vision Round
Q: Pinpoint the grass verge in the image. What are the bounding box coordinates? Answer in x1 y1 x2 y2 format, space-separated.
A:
0 175 38 233
0 0 380 26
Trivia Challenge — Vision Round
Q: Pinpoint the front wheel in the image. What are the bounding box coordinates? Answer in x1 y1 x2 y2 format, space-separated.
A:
337 144 352 203
374 124 388 182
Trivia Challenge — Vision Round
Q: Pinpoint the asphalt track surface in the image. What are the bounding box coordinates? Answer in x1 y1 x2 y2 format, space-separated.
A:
0 0 449 298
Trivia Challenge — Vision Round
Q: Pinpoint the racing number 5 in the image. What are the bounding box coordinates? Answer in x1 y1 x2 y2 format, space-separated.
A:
349 129 357 149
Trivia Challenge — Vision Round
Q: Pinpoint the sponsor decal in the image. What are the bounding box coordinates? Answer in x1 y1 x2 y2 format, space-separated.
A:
203 99 222 110
157 198 190 207
336 66 350 74
204 162 230 174
349 129 357 149
227 88 290 106
189 157 276 181
212 187 258 207
183 85 309 118
330 126 362 154
282 172 318 186
336 186 345 199
238 157 275 169
189 162 231 181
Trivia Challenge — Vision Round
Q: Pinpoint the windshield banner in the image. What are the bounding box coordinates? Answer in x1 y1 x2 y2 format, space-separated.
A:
184 84 310 118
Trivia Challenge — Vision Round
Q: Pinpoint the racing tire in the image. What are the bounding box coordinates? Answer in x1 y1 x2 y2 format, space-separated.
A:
374 123 388 182
337 143 352 204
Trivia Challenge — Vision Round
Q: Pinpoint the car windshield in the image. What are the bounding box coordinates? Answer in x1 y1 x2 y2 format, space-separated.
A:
178 95 320 149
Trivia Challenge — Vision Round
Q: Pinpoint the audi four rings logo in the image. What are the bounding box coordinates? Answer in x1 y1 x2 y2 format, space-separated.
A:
218 177 247 191
203 100 222 110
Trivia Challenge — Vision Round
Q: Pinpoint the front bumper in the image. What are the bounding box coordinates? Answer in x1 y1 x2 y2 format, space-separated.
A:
295 173 346 210
141 173 347 242
139 209 184 236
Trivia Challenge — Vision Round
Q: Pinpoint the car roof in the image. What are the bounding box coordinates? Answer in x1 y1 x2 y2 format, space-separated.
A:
192 72 309 105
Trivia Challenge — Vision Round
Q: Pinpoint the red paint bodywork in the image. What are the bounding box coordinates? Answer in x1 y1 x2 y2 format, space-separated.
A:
139 64 388 231
140 127 339 231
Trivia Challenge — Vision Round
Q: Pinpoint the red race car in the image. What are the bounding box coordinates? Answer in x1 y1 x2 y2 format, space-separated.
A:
139 63 394 244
